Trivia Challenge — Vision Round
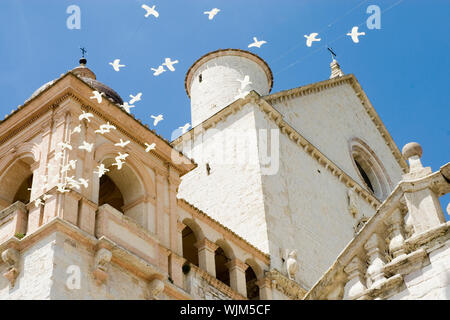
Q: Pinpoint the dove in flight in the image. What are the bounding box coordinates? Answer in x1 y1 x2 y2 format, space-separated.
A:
162 58 179 72
304 33 321 47
129 92 142 104
71 125 81 135
145 143 156 152
179 123 191 134
90 90 104 103
58 142 72 151
204 8 220 20
95 127 109 135
115 139 130 148
42 194 52 201
347 26 366 43
57 183 69 193
151 65 166 76
112 159 125 170
142 4 159 18
100 122 116 131
68 159 77 170
121 102 135 114
109 59 125 72
150 114 164 126
94 164 109 178
54 151 64 160
79 111 94 122
248 37 267 48
79 141 94 153
66 176 81 190
34 198 44 207
237 75 252 90
61 164 72 173
115 152 129 162
235 89 250 100
78 178 89 188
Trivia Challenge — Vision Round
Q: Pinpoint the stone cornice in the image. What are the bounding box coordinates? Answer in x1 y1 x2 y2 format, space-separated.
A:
262 74 408 173
173 92 381 209
178 198 270 265
266 269 307 300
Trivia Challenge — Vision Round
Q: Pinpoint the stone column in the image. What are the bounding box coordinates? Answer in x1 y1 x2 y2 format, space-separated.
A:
343 256 367 300
256 277 272 300
169 252 186 288
195 238 218 277
168 168 181 255
226 259 248 297
387 208 406 260
155 169 168 247
401 142 446 233
177 221 186 258
364 233 386 289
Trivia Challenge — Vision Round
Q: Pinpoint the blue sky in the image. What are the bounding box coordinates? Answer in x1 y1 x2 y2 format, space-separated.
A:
0 0 449 216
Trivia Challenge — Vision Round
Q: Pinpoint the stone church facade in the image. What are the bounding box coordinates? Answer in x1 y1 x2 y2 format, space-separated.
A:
0 49 448 300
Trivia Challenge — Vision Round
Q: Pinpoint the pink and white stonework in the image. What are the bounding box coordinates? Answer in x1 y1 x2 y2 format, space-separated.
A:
0 50 448 300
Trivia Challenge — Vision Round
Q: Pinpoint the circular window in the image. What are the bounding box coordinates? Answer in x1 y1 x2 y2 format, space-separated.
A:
350 138 392 200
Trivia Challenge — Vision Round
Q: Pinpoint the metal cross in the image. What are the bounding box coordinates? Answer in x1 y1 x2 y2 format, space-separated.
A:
80 47 87 58
327 47 337 60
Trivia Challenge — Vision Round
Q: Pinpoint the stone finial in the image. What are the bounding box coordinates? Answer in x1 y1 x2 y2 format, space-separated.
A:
401 142 431 178
330 59 344 79
1 248 20 287
93 248 112 285
148 278 165 299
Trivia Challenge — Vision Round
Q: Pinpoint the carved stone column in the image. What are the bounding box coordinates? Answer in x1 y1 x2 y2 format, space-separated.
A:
388 208 406 260
195 238 218 277
343 256 367 300
226 259 248 297
256 277 272 300
364 233 386 288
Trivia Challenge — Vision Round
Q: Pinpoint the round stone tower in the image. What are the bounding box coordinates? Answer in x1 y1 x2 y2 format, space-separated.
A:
185 49 273 127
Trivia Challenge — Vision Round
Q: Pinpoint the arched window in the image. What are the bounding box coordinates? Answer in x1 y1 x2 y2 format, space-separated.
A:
182 226 199 266
215 246 230 286
245 266 259 300
98 175 124 212
350 139 391 200
0 157 35 209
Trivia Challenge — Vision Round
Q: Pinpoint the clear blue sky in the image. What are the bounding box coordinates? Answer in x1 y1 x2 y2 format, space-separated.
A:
1 0 449 216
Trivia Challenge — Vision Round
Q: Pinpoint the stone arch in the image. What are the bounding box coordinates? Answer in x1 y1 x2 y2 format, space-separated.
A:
181 218 204 267
245 258 263 300
349 138 392 200
214 239 235 287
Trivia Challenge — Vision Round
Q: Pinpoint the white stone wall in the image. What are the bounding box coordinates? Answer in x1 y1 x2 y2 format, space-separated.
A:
389 241 450 300
0 234 56 299
189 55 270 127
268 83 404 193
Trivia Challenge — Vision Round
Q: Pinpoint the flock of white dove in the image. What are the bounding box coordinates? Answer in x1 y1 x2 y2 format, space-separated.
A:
32 4 367 207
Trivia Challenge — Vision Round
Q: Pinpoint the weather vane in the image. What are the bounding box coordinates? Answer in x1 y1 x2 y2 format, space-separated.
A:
80 47 87 58
327 47 337 60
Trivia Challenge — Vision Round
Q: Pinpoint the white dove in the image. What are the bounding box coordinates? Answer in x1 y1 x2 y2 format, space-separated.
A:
121 102 135 114
66 177 81 190
90 90 104 103
237 75 252 90
71 125 81 135
286 250 299 280
129 92 142 104
94 164 109 178
142 4 159 18
54 151 64 160
61 164 72 173
57 183 69 193
114 139 130 148
162 58 179 72
204 8 220 20
100 122 116 131
112 159 125 170
151 65 166 76
42 194 52 201
235 89 250 100
78 178 89 188
115 152 129 162
304 33 321 47
179 123 191 134
58 142 72 151
145 142 156 152
248 37 267 48
68 159 77 169
95 127 109 135
34 198 44 207
79 111 94 122
347 26 366 43
109 59 125 72
150 114 163 126
79 141 94 152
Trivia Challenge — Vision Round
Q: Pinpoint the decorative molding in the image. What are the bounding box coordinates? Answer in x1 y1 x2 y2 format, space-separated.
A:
266 269 307 300
1 248 20 287
93 248 112 285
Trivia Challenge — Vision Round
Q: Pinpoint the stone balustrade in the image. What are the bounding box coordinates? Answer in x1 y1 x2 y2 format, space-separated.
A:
305 142 450 300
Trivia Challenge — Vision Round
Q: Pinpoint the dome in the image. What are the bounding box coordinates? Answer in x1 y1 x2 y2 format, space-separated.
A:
79 77 123 105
